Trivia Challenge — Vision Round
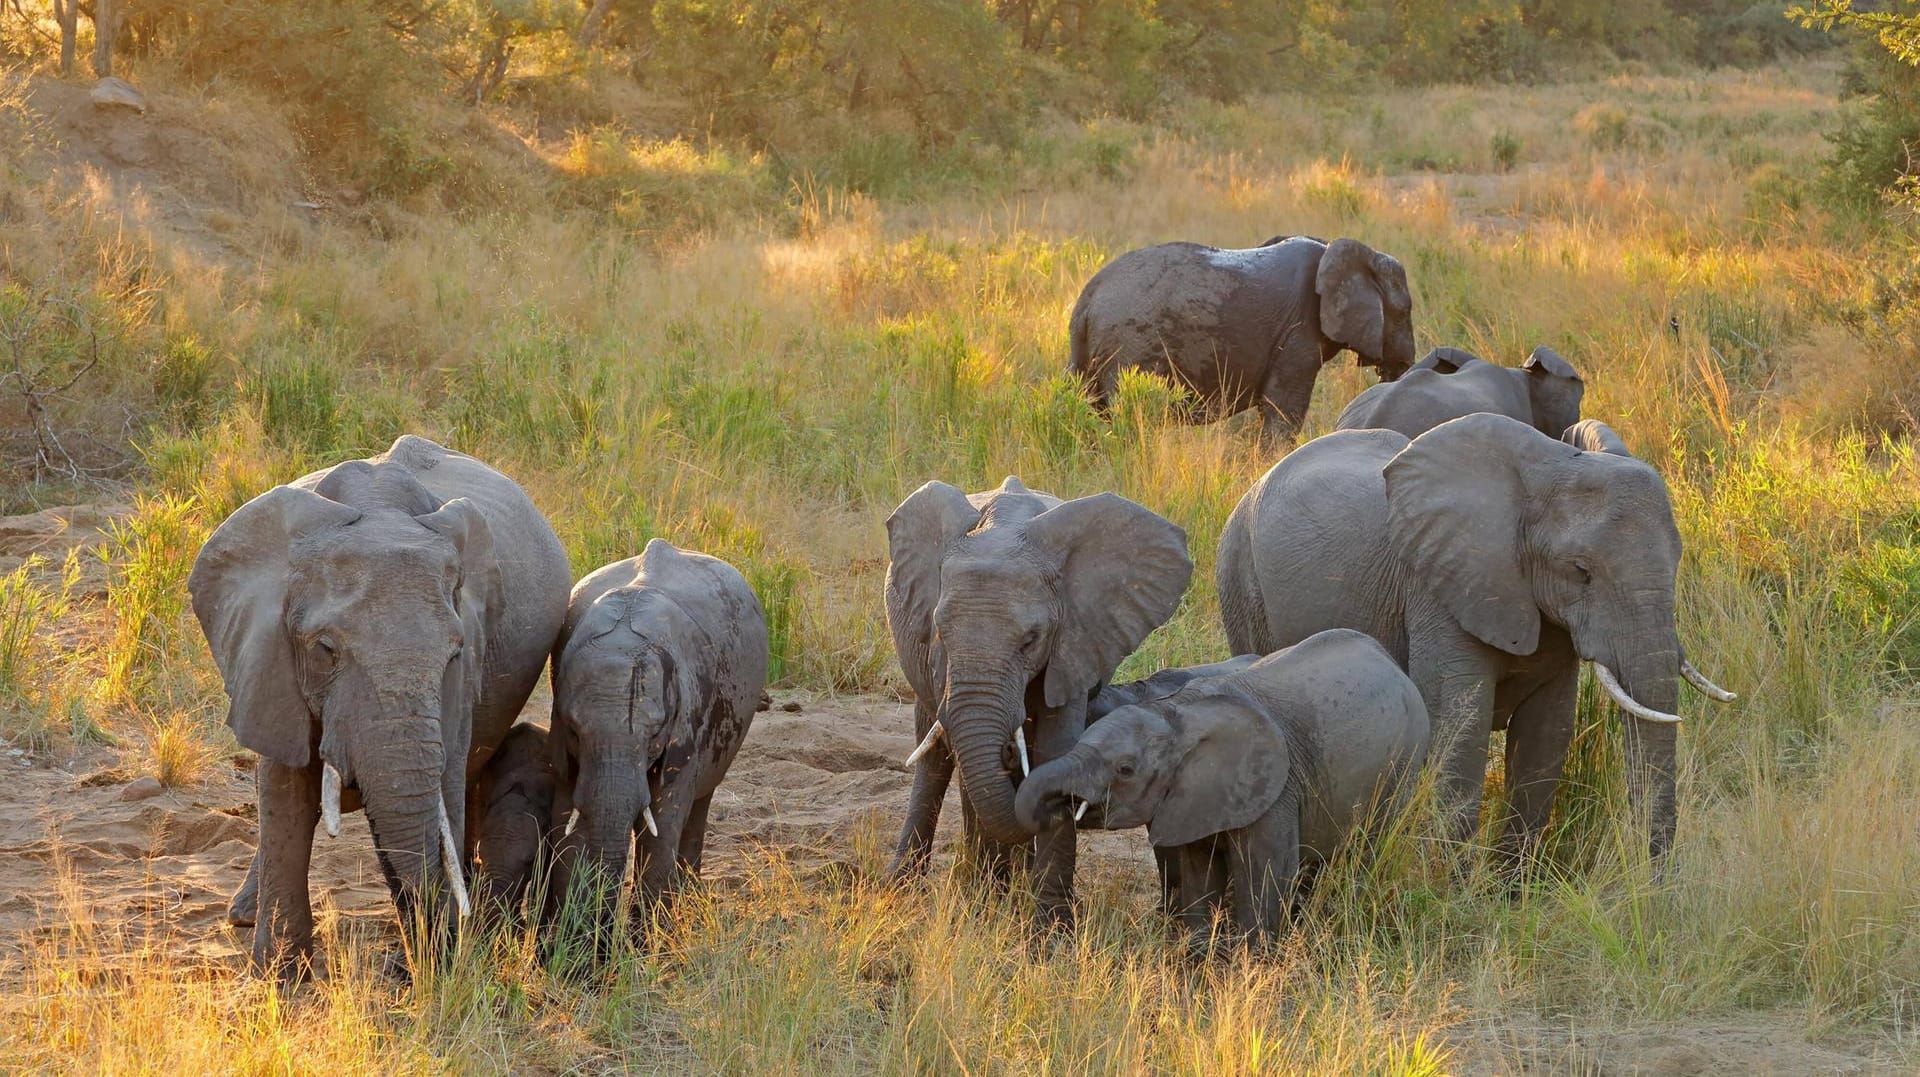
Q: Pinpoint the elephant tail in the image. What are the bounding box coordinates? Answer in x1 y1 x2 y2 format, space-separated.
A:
1216 506 1271 655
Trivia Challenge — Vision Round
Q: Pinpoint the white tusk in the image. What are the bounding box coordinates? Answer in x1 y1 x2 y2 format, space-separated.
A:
642 805 659 837
1072 798 1088 822
1682 660 1736 702
1594 664 1684 725
435 794 471 918
1015 726 1030 776
320 763 342 838
904 720 944 766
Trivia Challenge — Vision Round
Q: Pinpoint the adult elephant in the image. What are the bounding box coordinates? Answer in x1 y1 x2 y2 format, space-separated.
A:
1215 414 1733 861
1336 344 1583 440
1068 235 1416 447
190 435 570 978
886 476 1191 930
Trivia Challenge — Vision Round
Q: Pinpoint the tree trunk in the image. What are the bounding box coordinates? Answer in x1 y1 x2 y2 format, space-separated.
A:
577 0 615 48
91 0 113 78
54 0 77 76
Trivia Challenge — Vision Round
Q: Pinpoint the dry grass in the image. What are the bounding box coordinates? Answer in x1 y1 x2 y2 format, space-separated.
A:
1 54 1917 1073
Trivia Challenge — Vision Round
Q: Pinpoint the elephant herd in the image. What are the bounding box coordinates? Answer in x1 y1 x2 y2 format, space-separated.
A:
186 235 1736 980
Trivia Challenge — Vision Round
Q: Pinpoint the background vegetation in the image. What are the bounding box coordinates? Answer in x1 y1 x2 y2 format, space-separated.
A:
1 1 1919 1072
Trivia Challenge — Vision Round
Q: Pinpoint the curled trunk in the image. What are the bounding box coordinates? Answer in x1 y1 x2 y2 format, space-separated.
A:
944 665 1031 845
1016 744 1101 832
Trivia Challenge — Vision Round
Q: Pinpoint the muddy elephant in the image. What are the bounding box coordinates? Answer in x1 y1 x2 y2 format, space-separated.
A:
190 434 570 978
1068 235 1416 447
1018 630 1429 947
887 476 1192 930
546 539 768 942
1335 345 1583 441
1215 414 1734 862
470 722 560 924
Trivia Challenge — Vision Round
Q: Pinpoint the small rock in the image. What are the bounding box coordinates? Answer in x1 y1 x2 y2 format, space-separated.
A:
781 701 803 713
5 748 23 758
90 76 148 114
119 776 165 801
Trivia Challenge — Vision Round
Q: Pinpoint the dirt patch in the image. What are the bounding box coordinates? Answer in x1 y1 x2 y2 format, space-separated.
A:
1450 1014 1907 1075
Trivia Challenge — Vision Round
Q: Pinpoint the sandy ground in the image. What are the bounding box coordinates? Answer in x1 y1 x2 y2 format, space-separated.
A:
0 505 1908 1073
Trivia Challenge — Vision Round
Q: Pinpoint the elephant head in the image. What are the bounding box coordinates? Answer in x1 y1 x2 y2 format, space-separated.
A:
550 586 704 886
1317 238 1416 382
1381 413 1723 857
1521 346 1584 441
1562 417 1631 456
189 461 499 921
1016 691 1289 848
1412 345 1485 374
888 478 1192 845
472 723 557 922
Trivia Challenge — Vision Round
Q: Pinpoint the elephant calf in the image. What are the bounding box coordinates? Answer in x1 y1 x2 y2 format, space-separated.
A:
1335 344 1583 441
547 539 769 937
1016 630 1430 948
471 722 559 923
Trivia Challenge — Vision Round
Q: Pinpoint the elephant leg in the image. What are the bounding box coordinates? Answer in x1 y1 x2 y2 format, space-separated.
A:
635 770 697 915
1154 845 1181 918
251 757 321 980
888 699 955 881
1502 663 1579 862
1174 839 1230 956
961 796 1025 890
1029 709 1084 933
677 793 713 877
1255 360 1316 451
1408 618 1500 849
1231 805 1299 947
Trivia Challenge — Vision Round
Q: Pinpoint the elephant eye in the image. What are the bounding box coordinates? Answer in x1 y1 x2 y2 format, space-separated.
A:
315 636 337 657
1116 762 1136 779
1020 629 1040 651
1573 563 1593 586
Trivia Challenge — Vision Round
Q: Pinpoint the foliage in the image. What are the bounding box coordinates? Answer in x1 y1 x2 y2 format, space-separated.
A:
1794 0 1920 216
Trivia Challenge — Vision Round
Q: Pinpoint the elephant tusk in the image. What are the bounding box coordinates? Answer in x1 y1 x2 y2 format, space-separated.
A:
435 794 471 918
642 805 659 838
904 720 944 766
320 763 343 838
1594 664 1684 725
1015 726 1030 776
1682 660 1737 702
1072 798 1088 823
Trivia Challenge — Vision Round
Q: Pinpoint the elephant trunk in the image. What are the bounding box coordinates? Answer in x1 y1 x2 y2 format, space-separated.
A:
944 662 1032 845
1016 743 1103 832
1617 634 1681 862
575 754 649 887
349 716 462 925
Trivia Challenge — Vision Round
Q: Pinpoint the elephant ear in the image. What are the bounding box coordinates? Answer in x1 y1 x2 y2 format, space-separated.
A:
1027 493 1193 710
416 496 500 713
1521 344 1580 381
188 485 364 768
1149 691 1290 848
1383 413 1577 656
1316 238 1406 359
884 481 982 700
1415 346 1484 374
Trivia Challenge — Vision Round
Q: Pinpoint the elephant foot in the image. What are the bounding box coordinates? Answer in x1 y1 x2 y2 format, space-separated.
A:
249 933 317 986
227 871 260 928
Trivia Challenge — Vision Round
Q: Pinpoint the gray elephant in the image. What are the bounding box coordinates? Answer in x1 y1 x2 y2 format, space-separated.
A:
1335 345 1583 441
546 538 768 937
887 477 1192 930
1017 630 1429 948
470 722 559 923
1069 236 1416 447
189 434 570 978
1215 414 1734 862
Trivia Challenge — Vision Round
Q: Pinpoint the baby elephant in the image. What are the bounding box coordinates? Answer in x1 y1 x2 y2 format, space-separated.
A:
471 722 560 923
547 539 769 933
1016 629 1429 947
